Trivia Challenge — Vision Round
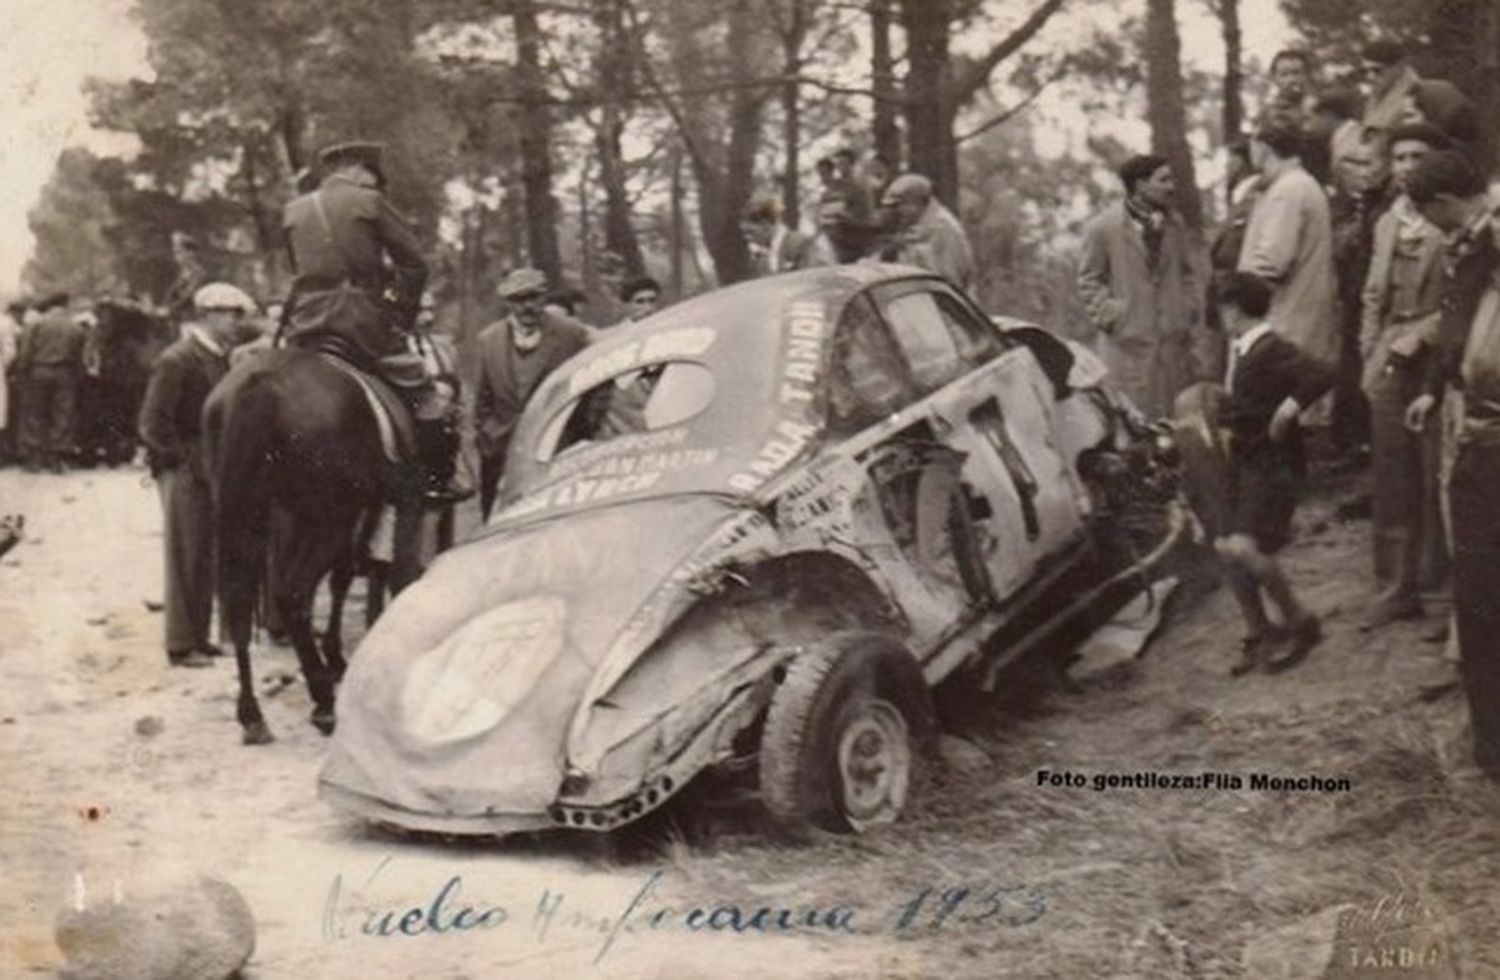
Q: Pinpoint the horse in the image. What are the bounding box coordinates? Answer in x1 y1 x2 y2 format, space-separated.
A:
203 347 427 745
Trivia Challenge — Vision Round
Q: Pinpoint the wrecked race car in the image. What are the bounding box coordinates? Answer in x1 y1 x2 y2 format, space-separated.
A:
320 264 1188 837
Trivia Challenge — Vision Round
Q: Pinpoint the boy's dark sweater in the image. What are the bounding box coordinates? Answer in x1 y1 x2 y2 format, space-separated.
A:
1224 331 1336 466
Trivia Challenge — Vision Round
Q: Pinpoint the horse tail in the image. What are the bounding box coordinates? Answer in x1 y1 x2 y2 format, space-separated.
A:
205 364 279 651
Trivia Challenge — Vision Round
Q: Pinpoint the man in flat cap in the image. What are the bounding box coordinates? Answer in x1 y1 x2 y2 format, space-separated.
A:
281 140 461 500
883 173 975 290
138 282 257 668
474 268 593 518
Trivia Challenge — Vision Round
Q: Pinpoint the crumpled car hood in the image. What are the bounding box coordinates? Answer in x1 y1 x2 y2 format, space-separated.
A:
320 494 738 819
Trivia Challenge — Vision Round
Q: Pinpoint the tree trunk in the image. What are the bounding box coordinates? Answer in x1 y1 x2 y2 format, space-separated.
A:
779 0 808 228
239 133 279 289
513 0 562 282
870 0 900 168
1477 0 1500 174
684 0 763 285
1218 0 1243 145
900 0 958 206
593 0 646 277
277 104 307 174
669 142 684 295
1144 0 1203 232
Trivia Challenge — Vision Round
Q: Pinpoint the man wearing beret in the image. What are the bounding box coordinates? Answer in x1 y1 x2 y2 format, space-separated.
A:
139 282 257 668
474 268 592 519
281 140 461 500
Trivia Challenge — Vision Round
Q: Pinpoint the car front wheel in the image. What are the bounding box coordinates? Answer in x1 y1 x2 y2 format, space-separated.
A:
759 632 933 832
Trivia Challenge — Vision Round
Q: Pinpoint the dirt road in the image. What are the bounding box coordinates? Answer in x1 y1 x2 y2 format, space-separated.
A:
2 464 1496 978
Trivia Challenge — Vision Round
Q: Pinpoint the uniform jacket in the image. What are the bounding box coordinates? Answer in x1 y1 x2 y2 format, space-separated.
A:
474 313 590 461
137 330 230 481
283 174 428 366
1077 200 1210 419
1359 198 1445 392
1238 163 1339 365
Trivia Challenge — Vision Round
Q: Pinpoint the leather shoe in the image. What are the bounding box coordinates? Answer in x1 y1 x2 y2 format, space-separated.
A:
1359 597 1422 632
197 642 227 658
168 650 215 668
1266 615 1321 673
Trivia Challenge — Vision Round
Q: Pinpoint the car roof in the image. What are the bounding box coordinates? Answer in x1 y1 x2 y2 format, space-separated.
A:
494 265 948 525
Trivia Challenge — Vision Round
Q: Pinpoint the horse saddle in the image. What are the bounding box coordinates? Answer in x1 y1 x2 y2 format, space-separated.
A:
317 354 416 466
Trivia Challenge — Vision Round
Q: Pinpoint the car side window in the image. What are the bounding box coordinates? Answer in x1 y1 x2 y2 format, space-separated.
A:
878 291 968 392
931 289 1003 365
828 294 915 432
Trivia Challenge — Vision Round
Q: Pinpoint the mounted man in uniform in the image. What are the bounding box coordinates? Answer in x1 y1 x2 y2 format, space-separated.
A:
280 140 464 502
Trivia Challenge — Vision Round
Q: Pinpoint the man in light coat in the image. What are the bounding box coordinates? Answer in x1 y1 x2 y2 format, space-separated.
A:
1238 121 1338 367
882 174 974 291
1077 154 1211 419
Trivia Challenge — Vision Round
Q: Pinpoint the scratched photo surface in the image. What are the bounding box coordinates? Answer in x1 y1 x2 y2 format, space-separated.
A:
4 1 1499 978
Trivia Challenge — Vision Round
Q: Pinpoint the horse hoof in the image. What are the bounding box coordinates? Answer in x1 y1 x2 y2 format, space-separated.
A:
311 710 336 736
242 722 275 746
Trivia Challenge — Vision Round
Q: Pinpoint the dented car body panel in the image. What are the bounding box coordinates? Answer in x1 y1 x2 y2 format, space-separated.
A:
321 265 1175 835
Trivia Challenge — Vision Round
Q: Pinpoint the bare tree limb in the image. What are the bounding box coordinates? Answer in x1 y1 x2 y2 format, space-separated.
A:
952 72 1058 143
953 0 1066 101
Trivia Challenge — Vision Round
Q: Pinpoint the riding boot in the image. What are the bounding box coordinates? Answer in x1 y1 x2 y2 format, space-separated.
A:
415 417 472 505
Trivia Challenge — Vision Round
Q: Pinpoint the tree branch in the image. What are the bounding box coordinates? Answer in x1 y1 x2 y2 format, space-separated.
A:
952 72 1059 143
954 0 1066 101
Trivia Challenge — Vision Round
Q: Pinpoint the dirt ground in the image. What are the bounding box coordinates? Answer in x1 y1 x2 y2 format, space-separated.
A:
2 462 1497 979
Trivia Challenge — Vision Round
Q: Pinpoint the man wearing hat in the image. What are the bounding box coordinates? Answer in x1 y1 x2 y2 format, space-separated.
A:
1359 39 1421 190
742 198 819 276
15 292 84 472
882 173 975 291
474 268 592 519
138 282 257 668
281 140 461 500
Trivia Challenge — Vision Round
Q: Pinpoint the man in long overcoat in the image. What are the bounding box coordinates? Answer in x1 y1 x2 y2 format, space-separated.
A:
1077 154 1211 419
474 268 592 519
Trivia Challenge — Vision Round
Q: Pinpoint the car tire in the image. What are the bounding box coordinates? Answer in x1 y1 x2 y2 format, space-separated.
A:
759 632 934 832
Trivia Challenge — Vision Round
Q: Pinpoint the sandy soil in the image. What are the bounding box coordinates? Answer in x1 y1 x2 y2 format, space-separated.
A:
2 463 1497 979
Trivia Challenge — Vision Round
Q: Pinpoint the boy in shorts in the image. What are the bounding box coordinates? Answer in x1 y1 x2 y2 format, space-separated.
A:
1214 272 1334 675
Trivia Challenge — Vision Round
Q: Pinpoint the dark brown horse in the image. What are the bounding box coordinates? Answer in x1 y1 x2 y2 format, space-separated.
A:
203 348 423 744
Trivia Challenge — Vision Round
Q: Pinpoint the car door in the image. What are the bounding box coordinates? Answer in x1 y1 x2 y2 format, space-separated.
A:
868 282 1087 602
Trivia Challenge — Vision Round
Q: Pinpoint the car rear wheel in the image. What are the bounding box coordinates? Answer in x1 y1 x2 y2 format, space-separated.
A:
759 632 933 832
